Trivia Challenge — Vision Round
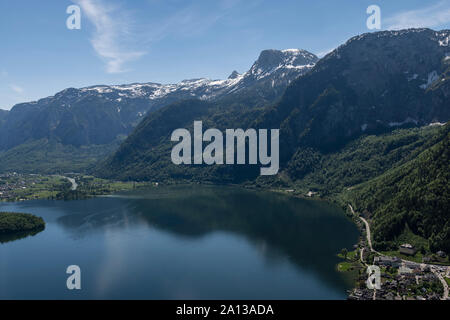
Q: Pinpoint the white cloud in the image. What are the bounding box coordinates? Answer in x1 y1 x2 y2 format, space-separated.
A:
386 1 450 30
10 85 24 94
74 0 146 73
72 0 247 73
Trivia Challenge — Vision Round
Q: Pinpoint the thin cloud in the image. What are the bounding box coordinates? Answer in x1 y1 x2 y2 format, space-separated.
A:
73 0 247 72
74 0 146 73
10 85 24 94
386 1 450 30
143 0 248 44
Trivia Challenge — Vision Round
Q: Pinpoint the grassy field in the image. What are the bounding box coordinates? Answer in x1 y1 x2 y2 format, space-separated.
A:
51 175 151 200
1 174 151 201
72 175 149 193
337 261 353 272
337 249 363 286
381 250 424 263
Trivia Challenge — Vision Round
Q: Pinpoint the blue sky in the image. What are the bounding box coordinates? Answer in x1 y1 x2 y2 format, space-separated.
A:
1 0 449 110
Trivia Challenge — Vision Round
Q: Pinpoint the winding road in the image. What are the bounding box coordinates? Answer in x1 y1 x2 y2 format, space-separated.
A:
432 267 449 300
349 204 376 253
349 204 377 299
348 204 449 300
61 176 78 191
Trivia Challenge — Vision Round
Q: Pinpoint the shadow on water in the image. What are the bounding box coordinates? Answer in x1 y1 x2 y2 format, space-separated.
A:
0 226 45 244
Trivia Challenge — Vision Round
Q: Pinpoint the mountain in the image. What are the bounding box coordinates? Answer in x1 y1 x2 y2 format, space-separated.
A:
347 123 449 253
95 29 450 253
99 28 450 183
0 49 317 152
282 124 448 195
0 109 7 126
256 28 450 162
0 138 121 174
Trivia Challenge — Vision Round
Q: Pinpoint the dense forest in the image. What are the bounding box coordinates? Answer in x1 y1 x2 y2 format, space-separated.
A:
0 212 45 234
347 124 449 253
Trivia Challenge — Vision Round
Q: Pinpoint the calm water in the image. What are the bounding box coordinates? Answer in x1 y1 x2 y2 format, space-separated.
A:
0 185 358 299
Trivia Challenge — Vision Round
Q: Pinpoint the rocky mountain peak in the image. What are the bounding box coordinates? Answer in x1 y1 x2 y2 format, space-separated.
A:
228 70 241 79
249 49 318 79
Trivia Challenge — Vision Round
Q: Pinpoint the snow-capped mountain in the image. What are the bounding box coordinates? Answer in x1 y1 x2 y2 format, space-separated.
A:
79 48 317 104
98 28 450 184
259 28 450 155
0 49 318 149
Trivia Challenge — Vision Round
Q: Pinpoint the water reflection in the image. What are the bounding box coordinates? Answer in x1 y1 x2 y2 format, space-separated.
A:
54 186 358 290
0 185 359 299
0 227 45 244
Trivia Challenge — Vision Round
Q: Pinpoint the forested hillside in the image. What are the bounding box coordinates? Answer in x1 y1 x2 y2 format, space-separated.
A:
347 124 449 253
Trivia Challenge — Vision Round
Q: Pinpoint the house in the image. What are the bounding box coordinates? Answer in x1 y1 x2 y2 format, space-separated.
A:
422 256 431 263
399 244 416 256
399 265 413 274
374 256 402 268
437 251 446 258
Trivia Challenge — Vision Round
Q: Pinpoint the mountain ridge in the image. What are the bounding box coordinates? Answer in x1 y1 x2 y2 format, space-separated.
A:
0 48 318 152
98 28 450 182
255 28 450 161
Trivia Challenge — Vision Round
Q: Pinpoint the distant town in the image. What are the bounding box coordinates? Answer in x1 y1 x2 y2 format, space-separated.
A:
350 250 449 300
0 173 147 202
0 173 69 201
344 206 449 300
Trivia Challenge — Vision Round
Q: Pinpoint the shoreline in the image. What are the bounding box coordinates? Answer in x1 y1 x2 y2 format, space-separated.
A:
1 177 447 300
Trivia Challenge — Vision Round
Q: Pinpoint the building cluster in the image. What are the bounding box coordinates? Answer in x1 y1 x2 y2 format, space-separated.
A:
349 243 448 300
0 173 39 200
350 259 447 300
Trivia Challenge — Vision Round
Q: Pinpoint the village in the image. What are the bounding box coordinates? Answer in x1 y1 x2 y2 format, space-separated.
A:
0 172 149 202
349 249 449 300
0 173 69 201
345 206 450 300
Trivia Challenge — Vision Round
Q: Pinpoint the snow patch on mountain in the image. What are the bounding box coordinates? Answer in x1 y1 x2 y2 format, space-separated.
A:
420 71 439 89
407 73 418 81
388 117 418 127
78 49 317 102
428 122 446 126
438 34 449 47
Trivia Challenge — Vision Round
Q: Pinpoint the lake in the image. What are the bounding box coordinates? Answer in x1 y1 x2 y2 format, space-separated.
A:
0 185 359 299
